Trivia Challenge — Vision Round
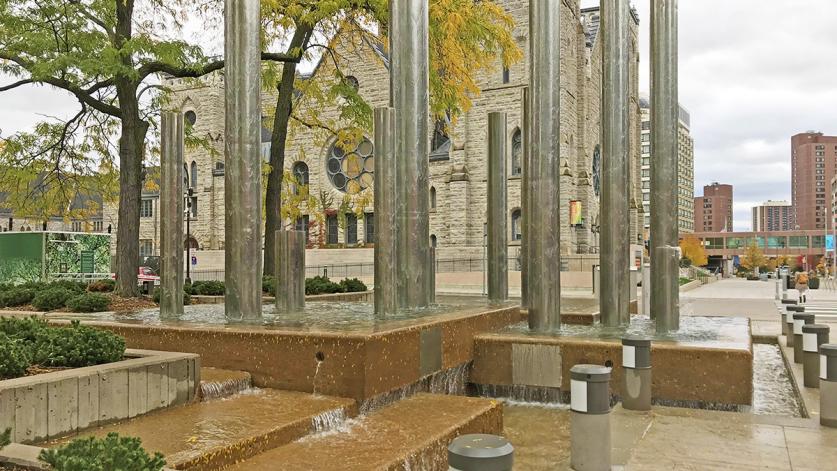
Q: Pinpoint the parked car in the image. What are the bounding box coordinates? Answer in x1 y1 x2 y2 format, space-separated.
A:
111 266 160 294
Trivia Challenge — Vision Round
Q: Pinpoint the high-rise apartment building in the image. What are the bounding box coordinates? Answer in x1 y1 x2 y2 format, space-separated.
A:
752 201 793 232
791 132 837 230
639 96 695 237
694 183 733 232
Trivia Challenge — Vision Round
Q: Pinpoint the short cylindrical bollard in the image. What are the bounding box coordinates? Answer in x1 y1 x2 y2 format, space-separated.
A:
570 364 611 471
786 313 796 348
775 279 781 300
787 305 805 313
781 273 788 299
780 311 788 339
448 434 513 471
781 298 797 305
802 324 830 388
793 313 815 363
276 230 306 312
820 344 837 427
622 336 651 411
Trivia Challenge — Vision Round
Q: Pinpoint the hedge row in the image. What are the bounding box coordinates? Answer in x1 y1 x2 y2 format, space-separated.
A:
0 317 125 379
0 281 112 312
193 276 368 297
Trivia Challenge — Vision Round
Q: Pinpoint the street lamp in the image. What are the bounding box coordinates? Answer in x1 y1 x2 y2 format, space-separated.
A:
185 187 193 285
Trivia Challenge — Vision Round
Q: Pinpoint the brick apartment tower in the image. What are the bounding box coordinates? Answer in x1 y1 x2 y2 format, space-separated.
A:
792 132 837 230
694 183 733 232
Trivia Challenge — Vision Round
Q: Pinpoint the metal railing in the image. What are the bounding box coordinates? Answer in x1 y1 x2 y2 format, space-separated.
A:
189 257 526 281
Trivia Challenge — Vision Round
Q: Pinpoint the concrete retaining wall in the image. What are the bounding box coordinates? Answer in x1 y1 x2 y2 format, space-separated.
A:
680 280 703 292
0 349 199 444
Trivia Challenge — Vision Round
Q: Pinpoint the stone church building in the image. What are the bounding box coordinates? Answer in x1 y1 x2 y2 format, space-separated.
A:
111 1 643 261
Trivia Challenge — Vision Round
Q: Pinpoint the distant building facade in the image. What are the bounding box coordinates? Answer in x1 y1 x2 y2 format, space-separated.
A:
694 182 733 233
639 95 695 237
792 132 837 231
107 2 645 258
751 200 793 232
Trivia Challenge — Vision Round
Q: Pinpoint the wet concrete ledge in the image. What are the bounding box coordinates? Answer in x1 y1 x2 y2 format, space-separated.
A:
191 290 373 305
0 349 199 445
76 306 523 403
471 327 754 408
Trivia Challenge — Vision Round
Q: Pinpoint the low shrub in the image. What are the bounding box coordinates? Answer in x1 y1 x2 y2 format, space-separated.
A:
66 293 112 313
339 278 367 293
32 287 75 311
0 333 31 379
32 321 125 368
191 280 225 296
39 432 166 471
0 288 36 308
151 288 191 306
18 281 47 291
48 280 87 293
1 427 10 448
305 275 343 295
0 316 48 342
262 276 276 296
87 279 116 293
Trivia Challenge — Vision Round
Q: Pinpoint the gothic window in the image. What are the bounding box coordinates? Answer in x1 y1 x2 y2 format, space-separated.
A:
139 239 154 257
511 209 522 241
190 161 198 189
184 110 197 127
326 137 374 194
346 214 358 245
293 161 309 194
430 186 437 210
511 128 522 176
140 199 154 218
327 215 339 245
431 234 438 248
345 75 359 91
592 145 601 197
365 213 375 244
502 67 510 84
430 116 451 159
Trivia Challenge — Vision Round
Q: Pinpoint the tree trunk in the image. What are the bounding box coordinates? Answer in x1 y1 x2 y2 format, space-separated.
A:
264 25 312 277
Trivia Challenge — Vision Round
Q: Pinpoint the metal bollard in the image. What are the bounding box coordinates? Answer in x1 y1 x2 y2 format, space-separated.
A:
781 298 797 305
786 313 796 348
821 344 837 427
775 278 781 301
802 324 830 388
570 364 611 471
781 272 789 299
787 305 805 313
622 336 651 411
448 434 514 471
792 313 815 363
780 311 788 339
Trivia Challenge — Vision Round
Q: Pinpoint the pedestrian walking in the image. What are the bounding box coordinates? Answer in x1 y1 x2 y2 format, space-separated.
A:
796 271 810 303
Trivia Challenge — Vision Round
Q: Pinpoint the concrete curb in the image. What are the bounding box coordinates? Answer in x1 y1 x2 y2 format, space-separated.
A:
679 280 702 292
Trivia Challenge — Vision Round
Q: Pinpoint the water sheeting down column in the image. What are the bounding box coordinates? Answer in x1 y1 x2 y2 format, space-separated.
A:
374 107 398 317
487 112 509 303
600 0 632 327
159 112 184 318
390 0 433 309
651 0 680 331
224 0 263 321
528 0 563 331
521 87 531 309
276 230 305 312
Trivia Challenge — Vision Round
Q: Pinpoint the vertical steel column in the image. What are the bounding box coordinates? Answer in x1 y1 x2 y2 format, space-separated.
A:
528 0 562 331
487 112 509 303
521 87 530 308
650 0 680 331
390 0 431 308
374 107 398 316
276 230 305 312
601 0 632 327
159 112 184 318
224 0 263 321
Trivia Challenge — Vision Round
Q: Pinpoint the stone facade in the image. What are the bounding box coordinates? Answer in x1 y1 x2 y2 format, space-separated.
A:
117 0 642 257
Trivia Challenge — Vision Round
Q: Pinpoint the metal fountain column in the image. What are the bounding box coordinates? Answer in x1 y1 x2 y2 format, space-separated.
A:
159 112 185 318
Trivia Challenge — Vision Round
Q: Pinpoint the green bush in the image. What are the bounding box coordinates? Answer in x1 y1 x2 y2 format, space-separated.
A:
66 293 112 313
0 316 48 342
39 432 166 471
32 321 125 368
262 276 276 296
305 275 343 295
87 279 116 292
191 280 225 296
0 288 36 308
1 427 10 448
0 333 31 379
18 281 47 292
32 288 75 311
339 278 367 293
151 288 191 306
47 280 87 293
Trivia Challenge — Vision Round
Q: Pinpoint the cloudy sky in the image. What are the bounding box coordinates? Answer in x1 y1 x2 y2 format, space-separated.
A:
3 1 837 231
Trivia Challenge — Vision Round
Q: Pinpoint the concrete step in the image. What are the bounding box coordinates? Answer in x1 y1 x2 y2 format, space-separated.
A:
226 393 503 471
42 389 356 470
199 367 252 400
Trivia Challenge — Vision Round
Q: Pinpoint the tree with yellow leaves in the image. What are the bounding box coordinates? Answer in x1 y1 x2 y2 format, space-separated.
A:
740 241 767 272
679 235 708 267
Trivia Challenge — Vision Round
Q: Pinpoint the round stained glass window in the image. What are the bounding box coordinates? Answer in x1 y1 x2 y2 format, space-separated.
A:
326 137 374 194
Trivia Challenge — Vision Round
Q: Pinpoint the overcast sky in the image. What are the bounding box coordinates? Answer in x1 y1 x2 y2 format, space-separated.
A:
3 1 837 231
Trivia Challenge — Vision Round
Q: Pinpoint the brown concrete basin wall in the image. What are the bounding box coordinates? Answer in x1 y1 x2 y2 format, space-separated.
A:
471 334 754 406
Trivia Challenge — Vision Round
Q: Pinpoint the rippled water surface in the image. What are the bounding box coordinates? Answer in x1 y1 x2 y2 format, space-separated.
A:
752 343 802 417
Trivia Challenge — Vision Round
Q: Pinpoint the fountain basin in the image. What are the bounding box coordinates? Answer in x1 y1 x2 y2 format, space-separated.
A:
471 316 754 409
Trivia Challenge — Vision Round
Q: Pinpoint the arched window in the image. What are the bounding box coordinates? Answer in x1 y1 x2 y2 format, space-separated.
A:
345 75 359 91
430 186 437 210
511 209 522 241
293 161 309 194
430 116 451 159
430 234 437 248
184 110 197 127
511 128 522 176
190 161 198 189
